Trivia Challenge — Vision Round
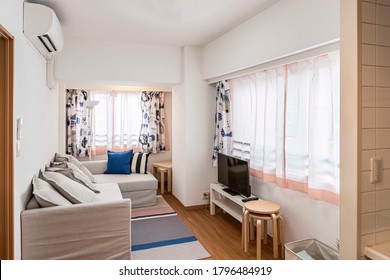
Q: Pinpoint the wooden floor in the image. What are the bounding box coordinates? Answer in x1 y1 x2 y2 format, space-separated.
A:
162 193 283 260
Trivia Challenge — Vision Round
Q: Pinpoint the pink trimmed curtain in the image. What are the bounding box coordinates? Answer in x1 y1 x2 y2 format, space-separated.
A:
230 52 340 205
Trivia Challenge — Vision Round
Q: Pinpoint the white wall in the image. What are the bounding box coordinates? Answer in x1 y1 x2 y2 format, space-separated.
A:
55 38 182 87
0 0 60 259
202 0 340 249
251 179 339 248
172 47 217 206
203 0 340 80
172 82 187 203
340 0 359 259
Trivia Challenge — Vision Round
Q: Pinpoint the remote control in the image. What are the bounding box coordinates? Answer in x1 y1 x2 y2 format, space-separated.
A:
242 197 259 202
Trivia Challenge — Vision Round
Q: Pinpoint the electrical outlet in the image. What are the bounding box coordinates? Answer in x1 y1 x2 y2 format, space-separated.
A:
202 192 210 200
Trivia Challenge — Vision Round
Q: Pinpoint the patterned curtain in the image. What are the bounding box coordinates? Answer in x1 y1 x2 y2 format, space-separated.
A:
212 80 233 166
66 89 90 158
139 91 166 153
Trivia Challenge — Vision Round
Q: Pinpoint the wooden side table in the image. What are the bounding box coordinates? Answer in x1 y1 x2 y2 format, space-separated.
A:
152 161 172 194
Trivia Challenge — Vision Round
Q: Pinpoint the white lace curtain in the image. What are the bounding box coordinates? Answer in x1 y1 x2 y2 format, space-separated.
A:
90 91 142 155
230 52 340 205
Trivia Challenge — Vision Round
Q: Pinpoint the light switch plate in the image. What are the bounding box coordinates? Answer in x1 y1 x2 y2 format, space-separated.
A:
17 118 23 140
16 142 21 158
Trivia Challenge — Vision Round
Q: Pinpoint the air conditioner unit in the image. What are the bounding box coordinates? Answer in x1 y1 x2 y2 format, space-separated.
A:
23 2 64 60
23 2 64 90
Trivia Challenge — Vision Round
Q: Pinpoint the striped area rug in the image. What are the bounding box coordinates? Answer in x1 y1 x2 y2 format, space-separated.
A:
131 196 210 260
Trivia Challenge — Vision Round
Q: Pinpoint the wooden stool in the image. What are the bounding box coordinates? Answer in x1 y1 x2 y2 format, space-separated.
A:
242 200 284 259
157 167 167 194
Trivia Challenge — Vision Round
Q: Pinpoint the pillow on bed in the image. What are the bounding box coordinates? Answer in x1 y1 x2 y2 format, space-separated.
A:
104 150 133 174
54 153 96 183
41 171 101 204
32 177 72 207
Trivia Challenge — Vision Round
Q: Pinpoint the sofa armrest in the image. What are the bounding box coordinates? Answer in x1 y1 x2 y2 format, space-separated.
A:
81 160 107 175
21 199 131 260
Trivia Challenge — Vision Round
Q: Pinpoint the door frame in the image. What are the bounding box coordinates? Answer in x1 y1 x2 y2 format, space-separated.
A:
0 24 14 260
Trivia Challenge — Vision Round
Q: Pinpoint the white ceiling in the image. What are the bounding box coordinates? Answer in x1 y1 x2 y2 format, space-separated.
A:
29 0 279 46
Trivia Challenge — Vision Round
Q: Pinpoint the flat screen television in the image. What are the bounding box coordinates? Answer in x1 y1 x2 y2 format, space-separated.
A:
217 153 251 197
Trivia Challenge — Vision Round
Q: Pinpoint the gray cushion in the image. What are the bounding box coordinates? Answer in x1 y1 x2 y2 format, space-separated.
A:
26 196 41 209
54 153 96 183
93 172 157 193
32 177 72 207
42 171 101 204
47 162 100 193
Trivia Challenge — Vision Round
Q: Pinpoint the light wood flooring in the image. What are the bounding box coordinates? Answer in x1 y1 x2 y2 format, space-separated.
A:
162 193 283 260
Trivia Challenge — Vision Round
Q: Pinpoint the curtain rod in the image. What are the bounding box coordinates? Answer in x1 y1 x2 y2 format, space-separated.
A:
206 39 340 85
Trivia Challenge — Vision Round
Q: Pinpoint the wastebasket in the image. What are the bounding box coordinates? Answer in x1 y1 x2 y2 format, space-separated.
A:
284 239 339 260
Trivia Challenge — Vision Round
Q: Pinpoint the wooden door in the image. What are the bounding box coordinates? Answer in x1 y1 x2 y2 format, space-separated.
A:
0 24 14 260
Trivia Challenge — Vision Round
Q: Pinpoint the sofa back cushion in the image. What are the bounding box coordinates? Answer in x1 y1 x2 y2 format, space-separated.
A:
41 171 101 204
32 177 72 207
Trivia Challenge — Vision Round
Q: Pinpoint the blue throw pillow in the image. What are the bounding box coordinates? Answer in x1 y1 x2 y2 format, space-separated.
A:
104 150 133 174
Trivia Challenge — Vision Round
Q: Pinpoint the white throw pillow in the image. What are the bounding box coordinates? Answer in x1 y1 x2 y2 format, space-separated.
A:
54 153 96 183
42 171 101 204
32 177 72 207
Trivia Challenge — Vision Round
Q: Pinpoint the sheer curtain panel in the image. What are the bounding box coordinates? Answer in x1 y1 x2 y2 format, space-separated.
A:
285 53 340 203
230 52 340 205
230 76 253 160
91 91 142 154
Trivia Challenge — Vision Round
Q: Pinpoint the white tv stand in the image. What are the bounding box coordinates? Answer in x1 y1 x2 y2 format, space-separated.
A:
210 183 258 222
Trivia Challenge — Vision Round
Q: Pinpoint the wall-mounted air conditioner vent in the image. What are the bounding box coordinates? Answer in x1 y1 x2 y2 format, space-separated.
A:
23 2 64 59
38 34 58 53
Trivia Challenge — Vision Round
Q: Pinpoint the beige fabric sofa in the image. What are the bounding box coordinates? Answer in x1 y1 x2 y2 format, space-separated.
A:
21 160 158 260
21 182 131 260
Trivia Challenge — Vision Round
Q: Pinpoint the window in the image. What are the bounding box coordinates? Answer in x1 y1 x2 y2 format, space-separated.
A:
231 76 252 161
230 52 340 205
91 91 142 155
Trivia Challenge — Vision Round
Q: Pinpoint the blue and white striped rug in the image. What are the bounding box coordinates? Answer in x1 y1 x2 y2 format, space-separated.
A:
131 197 210 260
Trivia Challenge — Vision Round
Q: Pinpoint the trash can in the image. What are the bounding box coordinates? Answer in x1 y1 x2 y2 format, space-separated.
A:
284 239 339 260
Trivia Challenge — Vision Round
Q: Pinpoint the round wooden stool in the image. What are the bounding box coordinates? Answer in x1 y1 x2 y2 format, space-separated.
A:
242 200 284 259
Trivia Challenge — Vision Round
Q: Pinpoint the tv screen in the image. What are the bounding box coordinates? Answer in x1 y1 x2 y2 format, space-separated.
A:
217 153 251 197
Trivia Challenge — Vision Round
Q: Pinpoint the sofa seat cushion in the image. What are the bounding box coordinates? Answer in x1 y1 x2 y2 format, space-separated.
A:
94 183 123 202
93 173 157 193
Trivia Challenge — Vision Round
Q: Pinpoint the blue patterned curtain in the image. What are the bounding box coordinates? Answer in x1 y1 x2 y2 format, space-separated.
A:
139 91 166 153
212 80 233 165
66 89 90 157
